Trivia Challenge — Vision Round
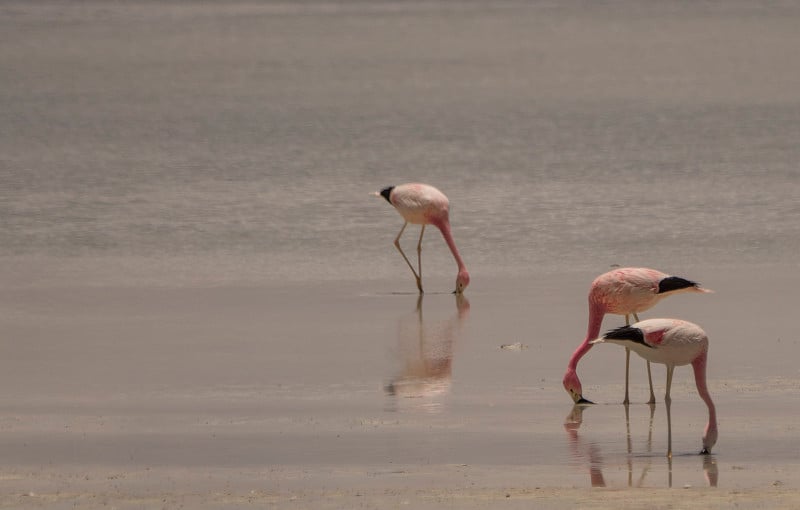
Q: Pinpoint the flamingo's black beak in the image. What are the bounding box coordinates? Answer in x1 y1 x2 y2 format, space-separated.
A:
568 388 594 405
700 447 711 455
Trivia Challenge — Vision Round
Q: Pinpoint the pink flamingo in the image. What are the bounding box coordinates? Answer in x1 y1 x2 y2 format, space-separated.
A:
375 183 470 294
563 267 711 404
591 318 718 457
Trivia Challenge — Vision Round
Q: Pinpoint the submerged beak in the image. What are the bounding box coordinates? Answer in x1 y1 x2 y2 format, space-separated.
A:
700 447 711 455
570 390 594 405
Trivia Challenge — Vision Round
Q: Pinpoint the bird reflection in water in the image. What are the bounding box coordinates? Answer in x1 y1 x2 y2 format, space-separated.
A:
564 404 718 488
385 294 470 411
564 404 606 487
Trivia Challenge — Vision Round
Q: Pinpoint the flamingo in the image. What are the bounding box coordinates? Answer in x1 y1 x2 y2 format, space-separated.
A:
590 318 718 457
374 183 470 294
563 267 711 404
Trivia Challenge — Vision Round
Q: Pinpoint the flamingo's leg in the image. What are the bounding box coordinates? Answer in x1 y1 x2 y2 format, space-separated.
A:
416 224 425 289
665 369 674 458
394 222 423 293
623 314 631 405
626 312 656 404
646 362 656 404
665 365 674 403
624 348 631 405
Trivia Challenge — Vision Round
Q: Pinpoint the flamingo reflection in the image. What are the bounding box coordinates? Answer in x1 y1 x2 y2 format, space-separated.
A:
385 294 470 410
565 404 717 488
625 403 657 487
564 405 606 487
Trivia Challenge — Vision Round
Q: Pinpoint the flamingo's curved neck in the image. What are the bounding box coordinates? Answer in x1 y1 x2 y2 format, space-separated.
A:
434 219 467 273
692 351 718 435
567 303 605 370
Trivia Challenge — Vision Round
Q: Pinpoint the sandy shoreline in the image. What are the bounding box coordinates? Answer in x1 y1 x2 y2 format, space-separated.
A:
0 451 797 508
2 481 798 509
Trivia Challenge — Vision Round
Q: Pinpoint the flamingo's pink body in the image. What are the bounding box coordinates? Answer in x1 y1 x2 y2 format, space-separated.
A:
591 318 718 456
375 183 469 294
563 267 711 404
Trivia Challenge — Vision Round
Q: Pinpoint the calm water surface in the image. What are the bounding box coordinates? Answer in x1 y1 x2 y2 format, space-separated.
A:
1 1 798 288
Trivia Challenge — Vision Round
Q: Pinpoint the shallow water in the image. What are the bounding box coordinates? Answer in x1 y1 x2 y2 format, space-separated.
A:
1 272 798 492
1 0 799 498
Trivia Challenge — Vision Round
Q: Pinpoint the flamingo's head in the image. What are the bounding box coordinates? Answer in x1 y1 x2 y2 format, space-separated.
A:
373 186 394 204
563 368 593 404
700 420 718 454
657 276 714 296
454 270 470 294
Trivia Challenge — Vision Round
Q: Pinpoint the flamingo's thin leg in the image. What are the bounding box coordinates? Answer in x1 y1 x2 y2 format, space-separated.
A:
624 314 632 405
665 364 674 403
394 222 423 292
626 312 656 404
624 348 631 405
417 224 425 287
665 377 674 459
646 362 656 404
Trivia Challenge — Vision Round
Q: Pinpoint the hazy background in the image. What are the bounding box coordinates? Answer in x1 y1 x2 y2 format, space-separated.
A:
2 1 798 289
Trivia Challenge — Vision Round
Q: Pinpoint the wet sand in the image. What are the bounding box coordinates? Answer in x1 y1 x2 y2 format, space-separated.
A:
1 267 798 508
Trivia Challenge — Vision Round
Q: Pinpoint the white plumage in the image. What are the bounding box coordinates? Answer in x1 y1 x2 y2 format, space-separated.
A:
592 318 718 456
